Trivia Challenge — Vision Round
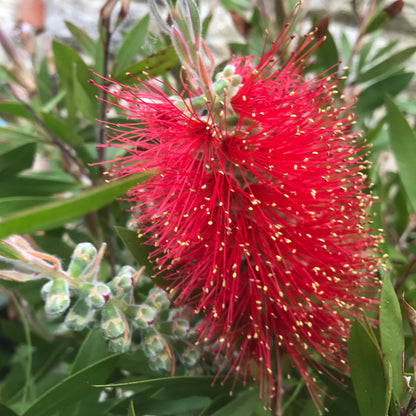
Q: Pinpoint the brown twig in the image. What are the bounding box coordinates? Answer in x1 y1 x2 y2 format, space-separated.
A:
395 251 416 292
402 393 416 415
6 85 91 183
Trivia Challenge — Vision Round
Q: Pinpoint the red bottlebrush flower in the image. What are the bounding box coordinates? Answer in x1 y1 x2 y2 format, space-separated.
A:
94 11 381 409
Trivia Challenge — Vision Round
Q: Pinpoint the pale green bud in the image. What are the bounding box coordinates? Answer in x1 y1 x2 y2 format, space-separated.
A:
133 304 158 328
142 333 166 357
64 298 94 331
80 282 111 308
108 332 131 353
101 303 126 339
148 351 171 373
40 280 53 301
180 346 200 367
146 287 170 310
44 278 70 315
213 79 228 95
222 64 236 78
67 243 97 278
109 266 135 296
169 319 190 338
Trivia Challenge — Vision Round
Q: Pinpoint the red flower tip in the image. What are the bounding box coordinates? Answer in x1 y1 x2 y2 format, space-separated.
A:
94 9 382 410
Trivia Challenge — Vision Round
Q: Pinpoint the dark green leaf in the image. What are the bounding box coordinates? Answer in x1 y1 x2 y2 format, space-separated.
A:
380 274 405 399
0 102 31 119
313 32 339 72
96 375 235 398
0 172 153 238
386 96 416 211
356 72 413 115
127 400 136 416
114 14 150 74
0 197 54 216
52 40 85 85
72 331 112 374
21 354 119 416
0 404 19 416
114 226 153 275
0 127 40 144
115 46 179 84
65 21 97 58
365 10 389 34
0 174 79 197
211 387 264 416
348 320 389 416
35 58 53 105
0 142 36 178
357 47 416 83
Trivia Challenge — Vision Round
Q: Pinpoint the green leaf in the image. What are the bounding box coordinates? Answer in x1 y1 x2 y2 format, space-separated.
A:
0 142 36 178
115 46 179 84
386 95 416 211
0 404 19 416
65 21 97 58
210 387 264 416
0 102 31 119
127 400 136 416
348 320 389 416
365 11 389 34
114 14 150 74
0 127 40 143
0 174 79 197
96 375 234 398
356 72 414 115
41 111 78 144
0 172 153 238
0 197 54 216
114 226 153 275
21 354 119 416
357 47 416 83
72 331 112 374
380 273 405 399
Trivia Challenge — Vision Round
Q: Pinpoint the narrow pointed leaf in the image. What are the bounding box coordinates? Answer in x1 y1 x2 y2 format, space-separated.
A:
0 173 152 238
114 46 179 83
386 96 416 211
21 354 119 416
380 274 405 399
348 320 389 416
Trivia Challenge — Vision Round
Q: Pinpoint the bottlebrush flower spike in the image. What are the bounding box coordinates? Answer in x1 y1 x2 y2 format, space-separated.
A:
93 2 381 409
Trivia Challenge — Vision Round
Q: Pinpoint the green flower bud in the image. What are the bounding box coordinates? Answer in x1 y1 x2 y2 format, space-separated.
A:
169 319 190 338
146 287 170 310
142 333 166 357
230 74 242 87
213 79 228 95
222 64 236 78
180 346 200 367
64 298 94 331
40 280 53 301
101 303 126 339
133 304 158 328
108 332 131 353
148 351 171 373
67 243 97 279
109 266 134 296
44 278 70 316
80 282 111 308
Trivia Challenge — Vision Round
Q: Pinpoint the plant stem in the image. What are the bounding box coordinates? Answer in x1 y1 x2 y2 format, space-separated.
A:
395 251 416 292
402 395 416 416
6 86 91 183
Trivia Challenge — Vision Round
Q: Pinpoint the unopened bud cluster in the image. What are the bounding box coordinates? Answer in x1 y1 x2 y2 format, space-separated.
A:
0 236 201 373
